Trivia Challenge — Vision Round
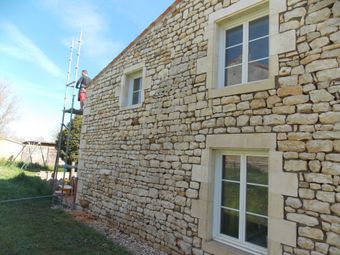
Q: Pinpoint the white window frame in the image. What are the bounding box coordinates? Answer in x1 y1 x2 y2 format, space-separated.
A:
218 9 269 88
213 150 268 255
119 63 146 109
127 74 142 106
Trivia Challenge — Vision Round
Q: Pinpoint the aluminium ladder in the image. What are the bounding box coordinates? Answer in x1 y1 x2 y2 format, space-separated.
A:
52 31 83 208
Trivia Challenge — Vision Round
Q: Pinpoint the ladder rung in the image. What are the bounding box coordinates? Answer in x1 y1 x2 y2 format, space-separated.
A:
58 164 78 169
63 108 83 115
66 81 76 86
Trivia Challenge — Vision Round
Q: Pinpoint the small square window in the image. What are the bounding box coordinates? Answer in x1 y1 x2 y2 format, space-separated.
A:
223 15 269 87
119 65 144 108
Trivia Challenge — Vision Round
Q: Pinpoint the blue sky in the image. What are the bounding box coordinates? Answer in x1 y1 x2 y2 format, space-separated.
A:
0 0 173 141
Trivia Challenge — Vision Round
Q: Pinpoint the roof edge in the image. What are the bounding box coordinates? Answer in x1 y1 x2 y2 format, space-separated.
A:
90 0 183 86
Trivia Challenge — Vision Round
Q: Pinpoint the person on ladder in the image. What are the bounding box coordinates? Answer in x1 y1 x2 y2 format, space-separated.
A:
76 69 92 110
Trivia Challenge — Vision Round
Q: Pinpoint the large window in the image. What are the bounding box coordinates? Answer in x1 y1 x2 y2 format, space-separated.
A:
223 15 269 86
214 152 268 254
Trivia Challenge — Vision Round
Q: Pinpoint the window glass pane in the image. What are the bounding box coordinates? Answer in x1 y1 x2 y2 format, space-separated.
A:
222 181 240 209
248 59 268 82
248 37 268 61
246 185 268 215
225 45 242 66
223 155 240 181
225 65 242 86
246 214 267 248
133 78 141 92
132 91 140 105
221 208 239 238
249 16 269 40
247 156 268 185
226 25 243 47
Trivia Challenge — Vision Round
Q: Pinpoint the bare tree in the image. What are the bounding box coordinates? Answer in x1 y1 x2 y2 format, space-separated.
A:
0 80 17 135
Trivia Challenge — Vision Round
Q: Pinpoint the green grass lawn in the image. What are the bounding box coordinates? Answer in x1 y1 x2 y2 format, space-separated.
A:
0 162 130 255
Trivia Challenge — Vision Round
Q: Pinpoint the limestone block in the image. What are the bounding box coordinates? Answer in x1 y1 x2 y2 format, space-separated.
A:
313 103 331 113
326 154 340 162
270 0 287 14
317 191 335 203
306 7 331 24
237 101 249 110
286 197 302 208
272 106 295 114
236 115 249 126
278 76 298 87
301 54 320 65
270 30 296 55
285 7 306 22
278 141 305 152
310 37 330 49
334 141 340 152
327 232 340 247
309 160 321 172
224 116 236 126
320 112 340 124
299 188 315 199
298 237 314 250
331 31 340 43
299 226 324 240
250 116 262 126
303 199 330 214
317 68 340 81
308 0 336 13
315 242 330 254
264 114 286 125
304 173 333 184
331 204 340 216
287 113 318 125
267 95 281 108
322 161 340 175
287 213 319 226
222 104 236 112
333 1 340 17
288 132 312 141
310 89 334 103
285 160 307 171
250 99 266 109
306 140 333 152
314 131 340 140
283 95 309 106
221 96 240 104
305 59 338 73
278 86 302 97
281 20 300 32
330 246 340 255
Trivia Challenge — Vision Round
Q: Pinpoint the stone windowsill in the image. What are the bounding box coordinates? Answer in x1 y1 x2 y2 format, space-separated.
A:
208 78 275 99
202 240 255 255
120 103 143 110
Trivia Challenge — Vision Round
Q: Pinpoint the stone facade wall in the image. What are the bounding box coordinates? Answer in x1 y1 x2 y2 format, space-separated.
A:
77 0 340 254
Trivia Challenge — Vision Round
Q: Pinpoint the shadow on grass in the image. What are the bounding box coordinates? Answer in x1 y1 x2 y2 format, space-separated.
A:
0 173 53 201
0 172 130 255
0 199 130 255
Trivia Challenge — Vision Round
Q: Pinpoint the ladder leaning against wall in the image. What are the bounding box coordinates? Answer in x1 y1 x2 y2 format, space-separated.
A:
52 31 83 209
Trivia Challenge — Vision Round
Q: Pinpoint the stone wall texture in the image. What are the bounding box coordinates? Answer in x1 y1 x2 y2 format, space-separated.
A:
77 0 340 254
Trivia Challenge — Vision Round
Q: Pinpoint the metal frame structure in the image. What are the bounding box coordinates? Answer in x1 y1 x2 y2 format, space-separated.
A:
11 141 47 169
52 31 83 208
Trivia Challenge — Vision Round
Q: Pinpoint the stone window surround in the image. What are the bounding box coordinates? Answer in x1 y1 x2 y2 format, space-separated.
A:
119 62 147 109
197 0 296 98
190 133 298 255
